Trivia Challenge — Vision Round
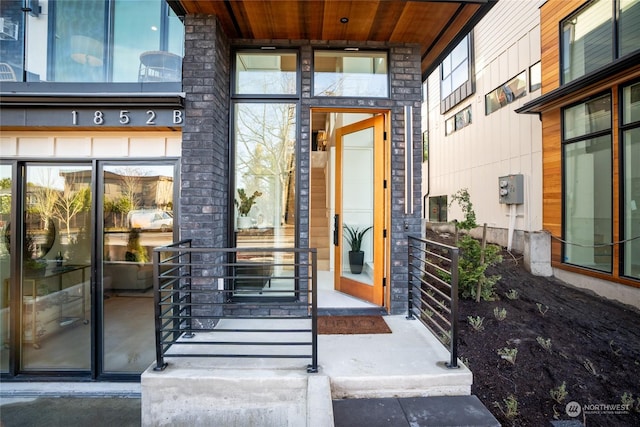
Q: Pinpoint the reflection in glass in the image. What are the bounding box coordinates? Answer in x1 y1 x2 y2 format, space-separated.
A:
235 52 297 95
0 164 11 372
341 127 374 283
102 165 174 372
623 131 640 279
234 103 296 297
485 71 527 115
563 136 612 272
314 51 388 97
562 0 613 84
22 165 92 370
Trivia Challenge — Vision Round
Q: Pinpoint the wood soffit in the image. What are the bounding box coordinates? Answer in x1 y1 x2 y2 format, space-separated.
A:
169 0 496 79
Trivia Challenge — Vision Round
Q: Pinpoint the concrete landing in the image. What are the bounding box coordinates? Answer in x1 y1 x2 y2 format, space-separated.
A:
141 315 472 426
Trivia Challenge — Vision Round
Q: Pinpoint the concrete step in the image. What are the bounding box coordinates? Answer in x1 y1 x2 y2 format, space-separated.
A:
332 395 500 427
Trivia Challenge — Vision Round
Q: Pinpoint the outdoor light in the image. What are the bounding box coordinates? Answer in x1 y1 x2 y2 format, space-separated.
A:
340 17 349 23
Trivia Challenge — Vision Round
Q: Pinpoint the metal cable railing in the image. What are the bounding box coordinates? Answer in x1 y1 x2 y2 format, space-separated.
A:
407 235 460 368
152 240 318 373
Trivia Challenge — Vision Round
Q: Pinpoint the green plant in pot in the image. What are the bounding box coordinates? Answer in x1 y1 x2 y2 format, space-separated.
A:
343 224 372 274
235 188 262 229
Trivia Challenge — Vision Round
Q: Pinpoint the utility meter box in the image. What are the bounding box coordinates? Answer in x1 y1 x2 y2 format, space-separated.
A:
498 174 524 204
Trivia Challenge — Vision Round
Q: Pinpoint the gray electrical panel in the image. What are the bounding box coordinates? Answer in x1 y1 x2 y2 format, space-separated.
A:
498 174 524 204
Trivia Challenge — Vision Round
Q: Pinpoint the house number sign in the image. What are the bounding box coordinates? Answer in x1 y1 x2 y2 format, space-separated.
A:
69 109 184 126
0 106 184 128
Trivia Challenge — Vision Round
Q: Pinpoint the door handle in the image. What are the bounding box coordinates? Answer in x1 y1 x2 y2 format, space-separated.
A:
333 214 339 246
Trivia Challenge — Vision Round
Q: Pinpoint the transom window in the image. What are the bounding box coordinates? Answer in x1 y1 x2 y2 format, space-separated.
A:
313 50 388 98
234 51 298 95
561 0 640 85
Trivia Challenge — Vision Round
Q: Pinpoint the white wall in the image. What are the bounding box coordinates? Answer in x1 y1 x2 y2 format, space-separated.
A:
0 131 181 158
423 0 544 239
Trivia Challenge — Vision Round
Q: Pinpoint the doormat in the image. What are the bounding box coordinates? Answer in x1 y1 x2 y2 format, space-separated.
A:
318 315 392 335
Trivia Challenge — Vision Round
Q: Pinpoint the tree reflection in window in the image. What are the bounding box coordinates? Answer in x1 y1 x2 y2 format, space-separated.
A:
234 103 296 243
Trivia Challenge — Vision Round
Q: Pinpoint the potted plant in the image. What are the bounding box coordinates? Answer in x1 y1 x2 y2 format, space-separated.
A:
235 189 262 229
343 224 373 274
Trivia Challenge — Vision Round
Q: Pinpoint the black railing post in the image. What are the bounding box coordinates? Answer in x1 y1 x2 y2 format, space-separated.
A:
153 249 167 371
406 236 415 320
308 249 318 373
182 241 194 338
447 247 460 369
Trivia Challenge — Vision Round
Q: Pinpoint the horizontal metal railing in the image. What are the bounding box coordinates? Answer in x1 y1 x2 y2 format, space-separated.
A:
152 240 318 373
407 235 460 368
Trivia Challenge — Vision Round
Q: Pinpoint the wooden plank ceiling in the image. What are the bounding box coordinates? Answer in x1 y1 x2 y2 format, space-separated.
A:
169 0 495 78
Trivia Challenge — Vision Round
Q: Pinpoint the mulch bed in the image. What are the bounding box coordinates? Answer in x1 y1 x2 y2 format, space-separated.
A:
318 315 391 334
427 229 640 427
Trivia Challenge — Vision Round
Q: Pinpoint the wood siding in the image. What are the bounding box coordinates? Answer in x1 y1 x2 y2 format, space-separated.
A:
539 0 640 288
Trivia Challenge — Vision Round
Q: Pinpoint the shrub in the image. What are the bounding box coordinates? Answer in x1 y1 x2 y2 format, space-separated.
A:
450 189 503 301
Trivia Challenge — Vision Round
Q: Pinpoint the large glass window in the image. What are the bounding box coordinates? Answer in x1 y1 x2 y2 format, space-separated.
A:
0 164 11 373
235 52 297 95
620 0 640 58
441 35 470 99
234 103 296 297
562 94 612 272
314 50 388 97
621 81 640 280
0 0 183 83
561 0 639 85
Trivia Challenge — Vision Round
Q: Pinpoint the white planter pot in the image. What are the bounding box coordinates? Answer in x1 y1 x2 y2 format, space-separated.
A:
237 216 253 229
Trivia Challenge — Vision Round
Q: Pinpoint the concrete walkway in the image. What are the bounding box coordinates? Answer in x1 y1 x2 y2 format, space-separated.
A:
1 316 498 426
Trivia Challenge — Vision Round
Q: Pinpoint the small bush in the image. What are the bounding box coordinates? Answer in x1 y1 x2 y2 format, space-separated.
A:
537 336 552 353
494 394 519 420
467 315 485 331
497 347 518 365
550 382 568 404
505 289 519 300
493 307 507 321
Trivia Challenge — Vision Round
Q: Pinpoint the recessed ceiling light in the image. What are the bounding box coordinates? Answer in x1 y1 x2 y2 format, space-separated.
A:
151 26 158 31
340 17 349 24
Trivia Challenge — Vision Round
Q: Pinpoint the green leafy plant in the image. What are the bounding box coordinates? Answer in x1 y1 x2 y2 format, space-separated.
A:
450 189 502 301
343 224 373 252
467 315 485 331
493 307 507 321
497 347 518 365
550 382 568 404
537 336 552 353
494 394 519 420
235 188 262 216
505 289 519 300
536 302 549 316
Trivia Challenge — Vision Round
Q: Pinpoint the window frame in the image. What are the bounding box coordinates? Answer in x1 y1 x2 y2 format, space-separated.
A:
232 49 300 98
619 78 640 281
439 32 475 114
561 91 614 273
312 49 390 98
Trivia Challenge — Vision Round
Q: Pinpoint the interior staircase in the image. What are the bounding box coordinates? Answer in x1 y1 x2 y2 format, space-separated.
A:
310 165 330 270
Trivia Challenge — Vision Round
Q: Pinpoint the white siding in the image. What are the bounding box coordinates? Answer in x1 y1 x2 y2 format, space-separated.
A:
1 132 181 158
423 0 544 235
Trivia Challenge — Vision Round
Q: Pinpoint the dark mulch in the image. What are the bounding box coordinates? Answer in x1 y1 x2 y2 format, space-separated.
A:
318 315 391 334
428 230 640 427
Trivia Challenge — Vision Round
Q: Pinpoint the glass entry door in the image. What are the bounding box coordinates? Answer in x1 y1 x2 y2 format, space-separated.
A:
101 164 175 373
334 116 386 305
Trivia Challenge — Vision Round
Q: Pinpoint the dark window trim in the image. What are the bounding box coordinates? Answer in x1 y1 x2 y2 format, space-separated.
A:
618 77 640 281
516 51 640 114
440 32 475 114
560 90 614 274
231 48 301 98
311 48 391 99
